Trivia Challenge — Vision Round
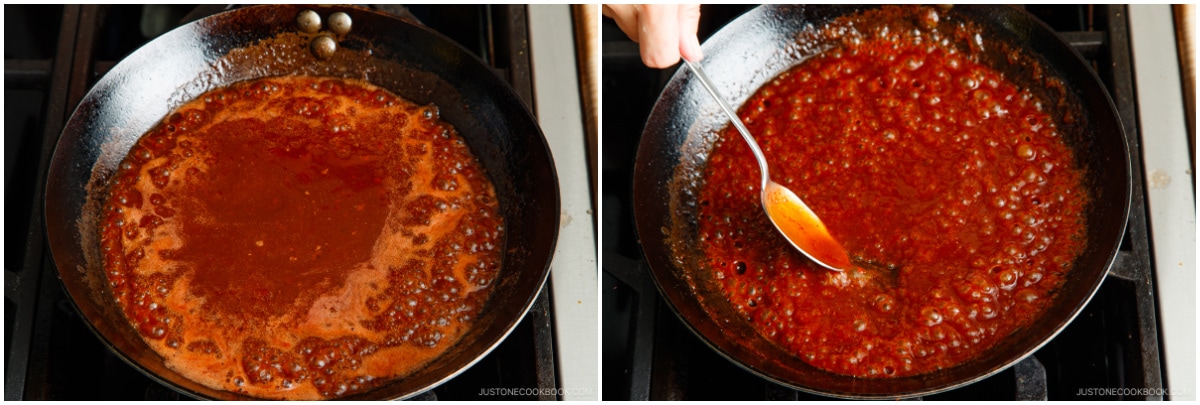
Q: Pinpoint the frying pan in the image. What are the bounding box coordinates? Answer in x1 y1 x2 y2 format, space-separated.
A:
44 5 559 400
634 5 1129 398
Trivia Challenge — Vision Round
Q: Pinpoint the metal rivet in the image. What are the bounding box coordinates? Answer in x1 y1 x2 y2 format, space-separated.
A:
312 35 337 59
297 10 321 34
328 12 352 36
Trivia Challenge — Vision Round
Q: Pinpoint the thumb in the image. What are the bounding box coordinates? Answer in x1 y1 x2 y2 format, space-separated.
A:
678 4 703 62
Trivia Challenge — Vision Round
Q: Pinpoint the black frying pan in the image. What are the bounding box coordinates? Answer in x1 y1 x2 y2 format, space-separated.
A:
45 5 559 400
634 5 1129 398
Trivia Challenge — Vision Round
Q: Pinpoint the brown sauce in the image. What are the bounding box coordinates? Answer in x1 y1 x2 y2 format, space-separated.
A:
98 76 503 399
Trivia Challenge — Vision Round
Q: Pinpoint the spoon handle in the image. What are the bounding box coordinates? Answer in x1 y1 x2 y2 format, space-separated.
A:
683 58 770 191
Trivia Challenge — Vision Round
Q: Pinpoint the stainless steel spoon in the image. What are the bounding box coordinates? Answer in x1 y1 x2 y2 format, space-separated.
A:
683 58 850 271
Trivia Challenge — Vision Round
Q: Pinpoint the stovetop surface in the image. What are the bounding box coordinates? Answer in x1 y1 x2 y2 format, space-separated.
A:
602 4 1166 400
5 3 1178 401
5 5 557 400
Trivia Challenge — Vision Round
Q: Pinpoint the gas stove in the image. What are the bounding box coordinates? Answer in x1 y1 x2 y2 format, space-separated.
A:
602 4 1194 400
5 4 597 400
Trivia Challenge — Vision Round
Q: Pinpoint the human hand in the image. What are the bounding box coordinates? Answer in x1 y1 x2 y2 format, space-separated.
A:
603 4 702 68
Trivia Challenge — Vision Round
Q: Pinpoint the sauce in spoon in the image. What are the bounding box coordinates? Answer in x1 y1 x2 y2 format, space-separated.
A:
762 181 851 270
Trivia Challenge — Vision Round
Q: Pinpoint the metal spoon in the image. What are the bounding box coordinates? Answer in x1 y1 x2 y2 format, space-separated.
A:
683 58 850 271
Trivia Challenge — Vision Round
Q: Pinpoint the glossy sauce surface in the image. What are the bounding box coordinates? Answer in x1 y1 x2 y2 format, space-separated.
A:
697 7 1088 378
99 76 502 399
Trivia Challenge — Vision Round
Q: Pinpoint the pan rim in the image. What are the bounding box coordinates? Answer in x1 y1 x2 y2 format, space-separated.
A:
44 4 560 400
632 4 1131 399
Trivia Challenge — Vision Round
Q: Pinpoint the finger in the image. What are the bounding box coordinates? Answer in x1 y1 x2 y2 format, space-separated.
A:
602 4 642 43
678 4 703 62
639 5 683 68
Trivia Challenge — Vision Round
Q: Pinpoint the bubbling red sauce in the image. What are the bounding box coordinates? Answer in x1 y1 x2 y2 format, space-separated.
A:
697 7 1088 378
98 76 503 399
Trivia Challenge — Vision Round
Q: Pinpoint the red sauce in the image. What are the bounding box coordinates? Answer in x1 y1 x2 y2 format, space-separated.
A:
99 77 502 399
697 7 1088 378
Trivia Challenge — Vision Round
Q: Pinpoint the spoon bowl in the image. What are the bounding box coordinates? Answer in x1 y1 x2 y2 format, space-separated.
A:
683 58 849 271
761 181 851 270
